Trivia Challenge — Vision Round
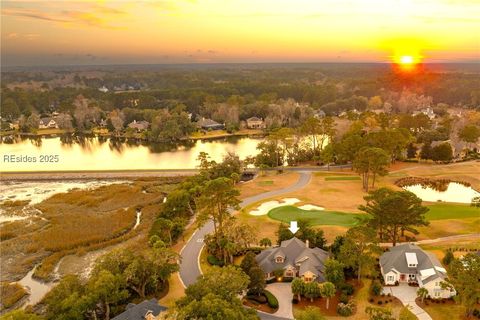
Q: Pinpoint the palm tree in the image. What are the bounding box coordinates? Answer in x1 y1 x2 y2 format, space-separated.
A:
417 287 429 303
304 282 321 302
291 278 304 301
320 282 336 309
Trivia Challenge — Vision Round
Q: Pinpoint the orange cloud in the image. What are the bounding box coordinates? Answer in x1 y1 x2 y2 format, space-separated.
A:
1 3 127 29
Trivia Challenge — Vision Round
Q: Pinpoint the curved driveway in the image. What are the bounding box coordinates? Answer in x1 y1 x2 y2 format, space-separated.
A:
179 171 312 288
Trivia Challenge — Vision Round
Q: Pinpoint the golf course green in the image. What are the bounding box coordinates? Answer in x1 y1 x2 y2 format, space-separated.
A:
267 205 360 227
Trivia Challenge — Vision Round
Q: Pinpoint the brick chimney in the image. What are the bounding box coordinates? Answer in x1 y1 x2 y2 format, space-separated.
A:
305 239 309 248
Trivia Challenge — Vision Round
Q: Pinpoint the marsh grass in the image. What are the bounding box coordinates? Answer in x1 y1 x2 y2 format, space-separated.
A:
1 200 31 207
1 178 182 282
0 282 28 311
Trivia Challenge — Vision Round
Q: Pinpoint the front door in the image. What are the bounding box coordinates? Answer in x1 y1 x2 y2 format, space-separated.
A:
400 274 406 281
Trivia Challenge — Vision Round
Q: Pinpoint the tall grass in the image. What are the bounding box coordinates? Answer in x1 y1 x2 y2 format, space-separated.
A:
0 282 28 311
2 178 183 282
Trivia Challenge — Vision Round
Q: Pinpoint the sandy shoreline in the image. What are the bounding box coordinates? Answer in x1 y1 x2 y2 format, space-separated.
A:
0 169 199 181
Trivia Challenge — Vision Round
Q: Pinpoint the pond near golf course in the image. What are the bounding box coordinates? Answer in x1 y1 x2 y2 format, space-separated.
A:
403 182 480 204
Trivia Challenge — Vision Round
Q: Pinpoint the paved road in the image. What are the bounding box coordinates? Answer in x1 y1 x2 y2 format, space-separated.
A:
179 171 312 288
178 172 312 320
383 285 433 320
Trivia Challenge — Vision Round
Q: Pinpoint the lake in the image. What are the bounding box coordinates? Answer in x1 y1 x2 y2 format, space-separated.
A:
404 182 480 204
0 136 262 172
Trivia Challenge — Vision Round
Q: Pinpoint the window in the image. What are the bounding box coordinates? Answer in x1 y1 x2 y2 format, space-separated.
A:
285 270 294 277
275 256 284 263
387 275 395 282
304 277 312 283
409 274 416 279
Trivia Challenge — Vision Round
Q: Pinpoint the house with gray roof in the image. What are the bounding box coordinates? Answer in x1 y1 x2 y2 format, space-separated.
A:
255 237 329 283
128 120 150 132
112 299 166 320
380 244 455 299
196 118 225 131
246 117 265 129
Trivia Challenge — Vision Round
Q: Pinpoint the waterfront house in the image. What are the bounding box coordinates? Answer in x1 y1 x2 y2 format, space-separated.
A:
39 117 58 129
246 117 266 129
256 237 329 283
380 243 455 298
197 118 225 131
128 120 150 132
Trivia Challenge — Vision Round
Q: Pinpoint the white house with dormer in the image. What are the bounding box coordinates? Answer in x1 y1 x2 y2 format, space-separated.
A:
380 244 455 299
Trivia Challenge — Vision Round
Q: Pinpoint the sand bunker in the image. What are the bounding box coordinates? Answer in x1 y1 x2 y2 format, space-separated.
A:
298 204 325 211
249 198 300 216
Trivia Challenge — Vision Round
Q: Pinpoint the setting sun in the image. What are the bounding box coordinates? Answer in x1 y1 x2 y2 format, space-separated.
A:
400 56 414 65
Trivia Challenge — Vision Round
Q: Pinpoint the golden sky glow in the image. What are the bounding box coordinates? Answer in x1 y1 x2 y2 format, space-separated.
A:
1 0 479 66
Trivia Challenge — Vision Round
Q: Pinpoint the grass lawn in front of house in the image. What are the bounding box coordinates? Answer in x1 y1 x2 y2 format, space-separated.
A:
417 300 468 320
267 205 360 227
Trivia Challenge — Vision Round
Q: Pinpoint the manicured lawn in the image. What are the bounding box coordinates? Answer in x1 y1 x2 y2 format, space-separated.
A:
425 203 480 220
419 301 467 320
324 176 361 181
267 205 359 227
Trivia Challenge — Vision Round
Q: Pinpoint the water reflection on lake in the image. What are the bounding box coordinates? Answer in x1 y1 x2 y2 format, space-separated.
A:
404 182 480 204
0 136 262 171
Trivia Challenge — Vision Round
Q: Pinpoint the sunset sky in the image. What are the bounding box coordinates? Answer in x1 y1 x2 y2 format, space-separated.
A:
1 0 479 66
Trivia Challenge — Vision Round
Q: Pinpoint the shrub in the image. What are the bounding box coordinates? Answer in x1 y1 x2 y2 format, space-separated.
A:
246 294 267 304
264 290 279 309
292 298 299 304
370 280 382 296
339 293 349 304
207 255 224 266
337 300 356 317
340 283 355 296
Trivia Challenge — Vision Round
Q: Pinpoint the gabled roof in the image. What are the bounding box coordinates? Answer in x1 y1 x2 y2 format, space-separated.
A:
380 243 447 284
128 120 149 130
112 299 166 320
256 237 329 281
246 116 263 122
40 117 54 124
197 118 222 127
